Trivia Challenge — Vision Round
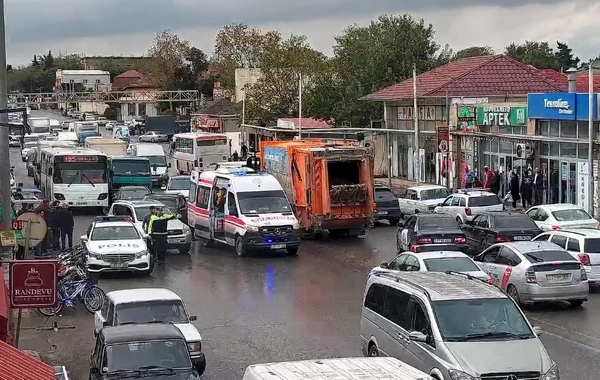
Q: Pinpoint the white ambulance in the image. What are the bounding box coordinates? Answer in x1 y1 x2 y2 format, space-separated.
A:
188 168 301 256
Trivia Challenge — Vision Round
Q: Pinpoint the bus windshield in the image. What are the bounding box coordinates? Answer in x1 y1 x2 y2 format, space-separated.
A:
148 155 167 166
54 160 107 184
112 160 150 176
31 126 50 134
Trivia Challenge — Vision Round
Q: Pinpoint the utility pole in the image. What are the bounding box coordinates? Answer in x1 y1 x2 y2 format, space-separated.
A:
588 62 595 216
413 63 419 183
0 0 11 231
298 72 302 138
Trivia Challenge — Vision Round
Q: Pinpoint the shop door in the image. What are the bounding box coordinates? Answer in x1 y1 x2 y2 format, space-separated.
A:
560 161 577 204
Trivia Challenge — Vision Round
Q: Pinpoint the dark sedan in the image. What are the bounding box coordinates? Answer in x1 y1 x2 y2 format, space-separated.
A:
374 184 403 225
115 186 151 201
461 211 542 255
396 214 467 253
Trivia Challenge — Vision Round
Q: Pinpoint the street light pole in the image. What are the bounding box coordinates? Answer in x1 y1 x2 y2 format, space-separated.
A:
0 0 11 231
413 63 419 183
588 62 595 216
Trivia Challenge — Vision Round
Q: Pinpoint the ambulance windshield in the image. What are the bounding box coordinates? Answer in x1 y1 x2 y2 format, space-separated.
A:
237 190 291 215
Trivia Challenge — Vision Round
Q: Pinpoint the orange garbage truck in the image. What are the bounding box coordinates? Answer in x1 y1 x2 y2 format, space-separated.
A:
260 139 375 237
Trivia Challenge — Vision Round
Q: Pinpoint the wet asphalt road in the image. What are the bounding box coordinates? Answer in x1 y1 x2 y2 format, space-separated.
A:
11 111 600 380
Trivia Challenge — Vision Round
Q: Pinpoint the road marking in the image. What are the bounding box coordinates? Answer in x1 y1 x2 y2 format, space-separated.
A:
529 316 600 351
540 329 600 353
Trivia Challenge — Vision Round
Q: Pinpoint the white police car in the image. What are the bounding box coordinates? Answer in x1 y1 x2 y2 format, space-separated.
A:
81 216 153 275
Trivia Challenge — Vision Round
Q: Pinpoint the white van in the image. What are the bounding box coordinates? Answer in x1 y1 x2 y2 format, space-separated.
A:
127 143 169 186
242 357 433 380
188 168 301 256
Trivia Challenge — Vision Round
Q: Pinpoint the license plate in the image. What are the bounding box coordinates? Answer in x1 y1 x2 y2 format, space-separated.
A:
169 238 186 243
271 244 286 249
378 211 388 215
434 239 452 243
76 202 88 205
514 236 531 241
547 273 570 282
110 263 128 268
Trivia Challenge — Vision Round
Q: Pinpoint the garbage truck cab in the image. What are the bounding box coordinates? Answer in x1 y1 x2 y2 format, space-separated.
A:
188 168 301 256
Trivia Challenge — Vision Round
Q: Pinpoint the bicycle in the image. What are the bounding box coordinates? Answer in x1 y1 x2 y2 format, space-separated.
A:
38 275 106 316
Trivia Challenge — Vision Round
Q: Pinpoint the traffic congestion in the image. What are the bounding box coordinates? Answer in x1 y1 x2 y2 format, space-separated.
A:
6 110 600 380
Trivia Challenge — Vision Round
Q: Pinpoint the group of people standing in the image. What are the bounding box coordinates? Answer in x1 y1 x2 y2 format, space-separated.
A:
464 166 546 209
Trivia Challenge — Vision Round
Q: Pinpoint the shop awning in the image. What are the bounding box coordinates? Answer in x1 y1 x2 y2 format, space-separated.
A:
0 340 56 380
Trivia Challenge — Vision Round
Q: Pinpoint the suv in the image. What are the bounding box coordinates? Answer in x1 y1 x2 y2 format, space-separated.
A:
361 271 557 380
89 324 200 379
374 184 403 225
434 190 503 224
532 229 600 284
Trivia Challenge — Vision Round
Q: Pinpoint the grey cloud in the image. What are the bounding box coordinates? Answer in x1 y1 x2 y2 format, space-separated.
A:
6 0 565 45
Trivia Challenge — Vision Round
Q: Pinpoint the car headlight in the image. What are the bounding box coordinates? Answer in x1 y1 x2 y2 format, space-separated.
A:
246 225 259 232
88 251 102 259
182 224 190 233
448 369 477 380
187 341 201 352
292 222 300 229
135 250 148 259
542 364 559 380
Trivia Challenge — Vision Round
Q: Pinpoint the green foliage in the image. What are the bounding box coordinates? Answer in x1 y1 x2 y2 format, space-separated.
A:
555 41 580 71
103 107 117 120
504 41 558 69
453 46 494 60
8 53 82 92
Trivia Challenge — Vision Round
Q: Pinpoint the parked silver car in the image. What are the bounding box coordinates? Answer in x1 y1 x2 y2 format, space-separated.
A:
139 131 169 142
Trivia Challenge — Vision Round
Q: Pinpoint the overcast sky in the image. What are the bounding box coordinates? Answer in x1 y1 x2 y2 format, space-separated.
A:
5 0 600 66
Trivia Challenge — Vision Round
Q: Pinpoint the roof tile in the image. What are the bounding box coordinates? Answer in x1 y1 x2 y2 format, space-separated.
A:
0 340 55 380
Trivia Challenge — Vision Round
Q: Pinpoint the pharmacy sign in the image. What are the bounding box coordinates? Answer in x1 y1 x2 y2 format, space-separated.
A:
476 106 527 126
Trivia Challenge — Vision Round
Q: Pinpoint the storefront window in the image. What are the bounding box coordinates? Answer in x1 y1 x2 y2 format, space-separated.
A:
560 121 577 138
549 143 559 156
499 142 513 154
499 126 511 135
578 144 589 159
549 121 560 137
560 143 577 158
539 121 550 136
512 126 526 135
541 143 549 156
578 122 589 139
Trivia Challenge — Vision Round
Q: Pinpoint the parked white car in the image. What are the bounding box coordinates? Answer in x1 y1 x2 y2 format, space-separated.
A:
434 189 503 224
525 204 599 231
93 288 206 375
397 184 449 215
163 175 190 198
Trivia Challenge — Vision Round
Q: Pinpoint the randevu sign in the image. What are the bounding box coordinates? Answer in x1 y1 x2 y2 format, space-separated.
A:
9 260 58 308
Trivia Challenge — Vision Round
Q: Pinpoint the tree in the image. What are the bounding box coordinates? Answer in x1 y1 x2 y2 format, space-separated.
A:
147 30 191 90
306 14 446 127
453 46 494 60
244 34 327 123
99 59 128 81
213 23 282 90
555 41 580 72
31 55 39 66
505 41 557 69
43 50 54 70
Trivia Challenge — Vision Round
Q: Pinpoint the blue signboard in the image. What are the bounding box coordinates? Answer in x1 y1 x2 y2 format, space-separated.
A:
527 92 598 121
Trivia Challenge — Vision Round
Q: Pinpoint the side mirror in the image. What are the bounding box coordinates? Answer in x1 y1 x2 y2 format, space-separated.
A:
380 262 389 269
532 326 543 336
189 315 197 321
160 186 166 190
80 235 88 242
168 163 172 168
176 214 182 219
408 331 428 343
102 321 110 327
142 233 150 240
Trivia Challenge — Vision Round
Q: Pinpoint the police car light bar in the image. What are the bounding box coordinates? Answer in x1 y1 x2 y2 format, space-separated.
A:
94 215 133 222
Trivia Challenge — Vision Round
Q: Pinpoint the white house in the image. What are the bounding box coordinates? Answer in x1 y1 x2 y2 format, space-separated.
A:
55 69 111 92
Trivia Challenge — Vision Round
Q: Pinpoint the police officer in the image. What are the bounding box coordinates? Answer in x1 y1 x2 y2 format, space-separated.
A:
142 206 156 233
147 207 177 264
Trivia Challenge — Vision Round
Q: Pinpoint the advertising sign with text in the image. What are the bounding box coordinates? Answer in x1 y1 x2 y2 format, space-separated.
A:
476 106 527 126
528 93 598 121
9 260 58 308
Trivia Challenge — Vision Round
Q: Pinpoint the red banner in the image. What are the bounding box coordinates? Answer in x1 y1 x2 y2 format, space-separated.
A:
9 260 58 308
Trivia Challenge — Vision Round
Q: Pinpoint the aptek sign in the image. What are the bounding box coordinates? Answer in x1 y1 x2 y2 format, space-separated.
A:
476 106 527 126
9 260 58 308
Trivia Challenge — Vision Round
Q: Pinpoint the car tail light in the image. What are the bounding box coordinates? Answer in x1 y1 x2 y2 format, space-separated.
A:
495 235 512 242
525 268 537 283
551 225 562 230
454 236 466 244
410 245 419 253
578 253 591 266
464 208 472 216
417 238 432 244
597 223 600 230
581 265 588 281
486 277 494 285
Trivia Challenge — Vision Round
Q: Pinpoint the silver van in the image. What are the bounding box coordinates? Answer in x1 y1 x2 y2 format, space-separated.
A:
361 272 558 380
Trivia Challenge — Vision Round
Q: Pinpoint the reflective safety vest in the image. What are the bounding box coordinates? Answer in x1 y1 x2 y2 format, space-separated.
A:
147 214 175 234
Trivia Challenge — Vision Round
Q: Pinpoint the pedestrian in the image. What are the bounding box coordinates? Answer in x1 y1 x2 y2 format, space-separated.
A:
13 187 24 200
482 166 492 189
56 203 74 249
34 200 52 255
533 168 543 205
142 206 157 234
147 207 178 264
509 170 520 209
49 201 61 249
489 170 501 195
232 150 239 161
521 170 533 209
240 143 248 158
465 166 474 189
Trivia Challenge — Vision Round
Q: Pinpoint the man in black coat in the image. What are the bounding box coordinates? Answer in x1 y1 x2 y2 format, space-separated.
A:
533 168 544 205
55 203 74 249
520 171 533 209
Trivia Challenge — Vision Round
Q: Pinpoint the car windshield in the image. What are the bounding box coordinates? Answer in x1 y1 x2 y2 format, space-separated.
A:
433 298 534 342
146 197 178 211
148 155 167 166
551 209 592 221
418 217 458 230
116 300 189 324
112 160 150 175
23 136 38 143
31 126 50 134
21 191 42 200
375 187 397 200
135 205 171 221
238 190 291 215
23 142 37 148
420 188 449 200
423 257 481 272
120 188 150 199
168 178 190 191
103 340 191 373
523 249 576 263
91 226 139 241
494 215 538 229
584 238 600 253
468 195 501 207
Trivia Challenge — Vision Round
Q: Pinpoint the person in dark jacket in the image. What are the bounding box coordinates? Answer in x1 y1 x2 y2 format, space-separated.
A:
509 171 520 209
489 170 501 195
55 203 75 249
533 168 544 205
34 199 52 254
520 171 533 209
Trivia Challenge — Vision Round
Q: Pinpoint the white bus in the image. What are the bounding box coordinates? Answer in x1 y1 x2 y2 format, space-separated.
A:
39 148 109 209
172 132 229 174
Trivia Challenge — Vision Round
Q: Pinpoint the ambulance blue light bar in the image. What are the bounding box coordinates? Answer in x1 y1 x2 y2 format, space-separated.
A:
94 215 133 223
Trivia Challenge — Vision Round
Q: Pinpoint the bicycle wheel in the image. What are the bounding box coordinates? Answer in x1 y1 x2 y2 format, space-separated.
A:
83 286 106 313
38 301 64 316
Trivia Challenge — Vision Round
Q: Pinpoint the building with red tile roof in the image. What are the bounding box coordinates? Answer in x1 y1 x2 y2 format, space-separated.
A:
112 69 156 90
0 339 56 380
539 69 600 92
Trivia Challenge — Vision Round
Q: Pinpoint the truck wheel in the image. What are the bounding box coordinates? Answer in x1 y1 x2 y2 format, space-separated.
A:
286 246 299 255
235 235 247 257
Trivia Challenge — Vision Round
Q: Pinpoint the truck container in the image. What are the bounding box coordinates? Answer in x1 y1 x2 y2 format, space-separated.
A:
85 138 127 156
260 139 375 237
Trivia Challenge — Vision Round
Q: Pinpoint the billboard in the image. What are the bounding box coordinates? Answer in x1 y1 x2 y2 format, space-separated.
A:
9 260 58 308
